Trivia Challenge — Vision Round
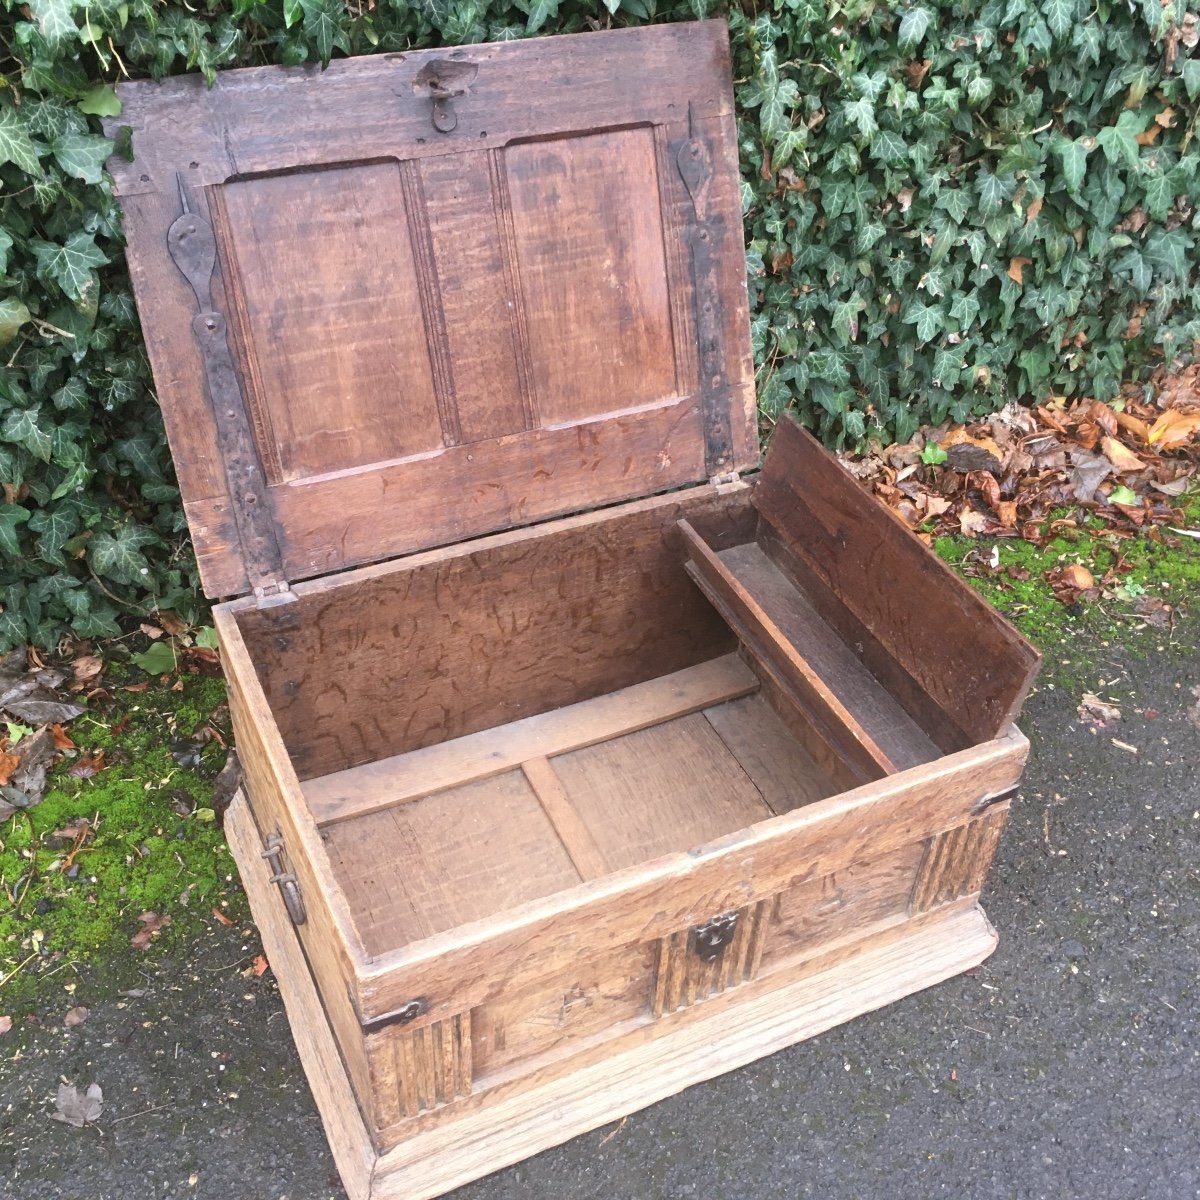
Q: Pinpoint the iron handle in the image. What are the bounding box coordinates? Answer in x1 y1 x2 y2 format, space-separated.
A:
262 831 307 927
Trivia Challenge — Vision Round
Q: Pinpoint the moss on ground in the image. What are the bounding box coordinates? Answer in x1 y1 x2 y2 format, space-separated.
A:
933 491 1200 656
0 669 244 1013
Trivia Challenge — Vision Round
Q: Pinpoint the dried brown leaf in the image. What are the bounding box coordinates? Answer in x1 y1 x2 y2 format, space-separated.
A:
1101 435 1145 472
130 911 171 951
0 1015 11 1035
1148 408 1200 451
64 1006 89 1028
1007 255 1032 284
51 1083 103 1128
70 655 103 685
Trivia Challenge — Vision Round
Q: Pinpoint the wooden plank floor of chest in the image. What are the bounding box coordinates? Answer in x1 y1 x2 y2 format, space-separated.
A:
106 21 1041 1200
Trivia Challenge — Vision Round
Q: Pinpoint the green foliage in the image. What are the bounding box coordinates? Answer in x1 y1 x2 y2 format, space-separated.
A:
1 0 1198 648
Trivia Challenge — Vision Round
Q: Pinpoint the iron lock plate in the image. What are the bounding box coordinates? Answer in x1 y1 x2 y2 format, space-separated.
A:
689 912 739 962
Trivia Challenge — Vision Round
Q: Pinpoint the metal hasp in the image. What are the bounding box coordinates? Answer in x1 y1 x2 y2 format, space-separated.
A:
689 911 739 962
357 997 427 1034
166 175 286 596
413 59 478 133
677 103 734 479
261 831 307 927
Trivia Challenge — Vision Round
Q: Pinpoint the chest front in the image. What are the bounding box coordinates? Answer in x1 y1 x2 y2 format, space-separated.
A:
108 22 1040 1200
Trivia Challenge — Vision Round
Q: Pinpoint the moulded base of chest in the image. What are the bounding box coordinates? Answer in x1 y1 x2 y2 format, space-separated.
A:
227 787 1001 1200
212 424 1037 1198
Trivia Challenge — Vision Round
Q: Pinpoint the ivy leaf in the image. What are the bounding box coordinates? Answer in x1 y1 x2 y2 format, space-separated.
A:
28 0 78 51
0 506 32 559
51 132 113 184
902 298 943 342
1 409 54 462
88 526 154 585
521 0 559 33
283 0 303 28
0 298 31 347
31 232 108 304
298 0 350 64
1141 170 1173 222
937 189 971 223
1095 111 1142 169
977 170 1014 216
29 506 78 562
842 96 878 140
1145 228 1190 281
772 127 806 168
897 7 931 50
1054 136 1091 193
1183 59 1200 102
870 129 908 164
0 104 44 176
760 78 798 143
0 229 11 277
1042 0 1075 41
950 290 981 332
928 220 957 266
77 85 121 118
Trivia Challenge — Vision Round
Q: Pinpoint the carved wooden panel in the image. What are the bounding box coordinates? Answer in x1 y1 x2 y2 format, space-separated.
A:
370 1012 473 1124
108 23 757 597
759 842 927 974
470 942 657 1081
652 900 770 1017
909 805 1009 914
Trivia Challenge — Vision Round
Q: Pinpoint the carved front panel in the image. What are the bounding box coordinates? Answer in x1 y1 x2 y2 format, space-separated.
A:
653 900 770 1017
370 1011 473 1125
910 807 1009 914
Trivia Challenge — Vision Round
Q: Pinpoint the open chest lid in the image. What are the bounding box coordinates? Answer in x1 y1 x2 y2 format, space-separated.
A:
105 20 757 600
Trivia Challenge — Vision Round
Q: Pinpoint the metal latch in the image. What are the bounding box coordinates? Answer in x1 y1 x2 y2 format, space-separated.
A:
413 59 478 133
262 832 307 926
689 912 739 962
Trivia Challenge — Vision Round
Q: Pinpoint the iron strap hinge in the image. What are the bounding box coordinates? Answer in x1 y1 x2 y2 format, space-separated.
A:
677 103 734 481
166 174 287 599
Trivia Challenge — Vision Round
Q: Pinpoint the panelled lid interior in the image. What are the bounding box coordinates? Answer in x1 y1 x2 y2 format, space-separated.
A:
107 21 757 598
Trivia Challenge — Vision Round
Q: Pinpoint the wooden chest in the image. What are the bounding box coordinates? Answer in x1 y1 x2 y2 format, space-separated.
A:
107 22 1040 1199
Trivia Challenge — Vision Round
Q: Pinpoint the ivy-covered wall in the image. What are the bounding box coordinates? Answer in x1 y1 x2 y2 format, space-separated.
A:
1 0 1197 647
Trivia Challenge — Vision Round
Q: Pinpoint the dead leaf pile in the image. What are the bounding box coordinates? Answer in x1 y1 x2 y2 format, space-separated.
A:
0 647 100 822
841 371 1200 607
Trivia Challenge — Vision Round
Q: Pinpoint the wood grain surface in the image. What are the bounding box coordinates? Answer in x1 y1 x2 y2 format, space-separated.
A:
107 21 757 597
233 485 756 781
753 416 1041 745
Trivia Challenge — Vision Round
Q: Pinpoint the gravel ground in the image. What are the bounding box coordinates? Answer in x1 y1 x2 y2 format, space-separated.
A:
2 617 1198 1200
